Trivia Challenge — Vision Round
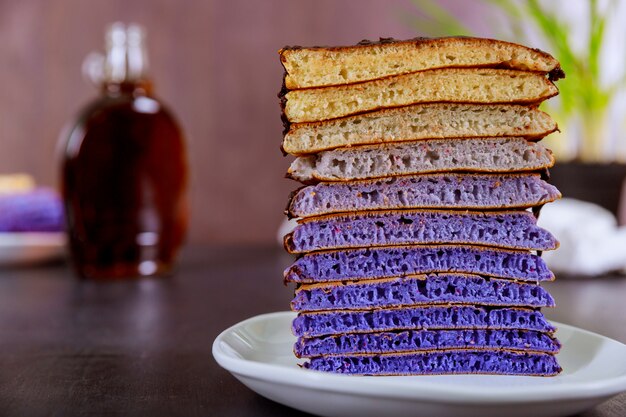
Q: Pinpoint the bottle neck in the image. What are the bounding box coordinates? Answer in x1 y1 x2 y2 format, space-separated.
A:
101 79 154 96
101 23 152 96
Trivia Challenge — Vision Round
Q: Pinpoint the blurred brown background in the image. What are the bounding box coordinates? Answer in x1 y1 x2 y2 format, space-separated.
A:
1 0 448 243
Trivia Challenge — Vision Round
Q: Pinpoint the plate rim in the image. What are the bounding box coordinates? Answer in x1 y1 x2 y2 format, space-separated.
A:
213 311 626 405
0 232 66 247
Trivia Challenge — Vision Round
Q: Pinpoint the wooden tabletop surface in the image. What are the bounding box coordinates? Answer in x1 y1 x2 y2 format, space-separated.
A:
0 245 624 416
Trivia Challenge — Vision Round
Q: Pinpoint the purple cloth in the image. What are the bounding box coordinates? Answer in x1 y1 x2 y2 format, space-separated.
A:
0 188 65 232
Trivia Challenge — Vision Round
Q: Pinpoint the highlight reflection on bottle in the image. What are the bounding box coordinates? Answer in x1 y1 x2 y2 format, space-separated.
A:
61 23 188 279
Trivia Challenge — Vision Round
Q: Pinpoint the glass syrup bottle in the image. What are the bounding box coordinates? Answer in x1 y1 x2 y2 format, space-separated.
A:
61 23 188 279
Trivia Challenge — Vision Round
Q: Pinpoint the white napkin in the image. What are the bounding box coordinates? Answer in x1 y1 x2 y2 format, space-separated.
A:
538 198 626 276
277 217 298 246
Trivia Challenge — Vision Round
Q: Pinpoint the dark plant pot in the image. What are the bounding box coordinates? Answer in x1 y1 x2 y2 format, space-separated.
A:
549 162 626 223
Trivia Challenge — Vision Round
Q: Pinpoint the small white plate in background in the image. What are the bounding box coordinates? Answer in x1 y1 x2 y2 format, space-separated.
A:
0 232 66 266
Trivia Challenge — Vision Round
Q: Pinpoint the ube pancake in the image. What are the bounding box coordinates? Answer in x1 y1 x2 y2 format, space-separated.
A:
292 306 555 338
295 329 561 358
286 173 560 218
284 245 554 283
303 350 561 376
291 274 555 312
285 209 558 253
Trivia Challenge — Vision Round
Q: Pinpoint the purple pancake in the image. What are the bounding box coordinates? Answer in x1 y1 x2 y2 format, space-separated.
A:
287 173 560 218
304 350 562 376
291 274 555 312
293 306 555 338
285 209 558 253
295 329 561 358
0 188 65 232
285 245 553 283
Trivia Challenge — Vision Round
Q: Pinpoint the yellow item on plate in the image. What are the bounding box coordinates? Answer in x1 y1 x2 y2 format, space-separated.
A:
0 174 36 194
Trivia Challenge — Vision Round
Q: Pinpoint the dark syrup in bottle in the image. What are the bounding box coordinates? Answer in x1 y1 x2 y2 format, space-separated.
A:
62 23 188 279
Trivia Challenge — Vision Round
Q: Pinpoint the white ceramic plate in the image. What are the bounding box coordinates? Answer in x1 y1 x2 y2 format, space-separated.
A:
213 311 626 417
0 232 66 266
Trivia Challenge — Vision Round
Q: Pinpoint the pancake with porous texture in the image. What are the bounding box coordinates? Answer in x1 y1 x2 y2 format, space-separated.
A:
283 103 556 155
304 350 562 375
282 68 558 123
285 209 558 253
291 275 555 312
287 137 555 182
279 37 563 89
284 245 554 283
286 173 560 219
295 329 561 358
292 306 556 338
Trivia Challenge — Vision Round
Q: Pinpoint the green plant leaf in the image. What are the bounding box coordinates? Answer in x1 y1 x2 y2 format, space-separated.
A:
408 0 474 36
403 0 626 161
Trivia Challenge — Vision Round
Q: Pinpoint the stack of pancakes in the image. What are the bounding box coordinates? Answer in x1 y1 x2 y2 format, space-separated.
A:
279 37 564 376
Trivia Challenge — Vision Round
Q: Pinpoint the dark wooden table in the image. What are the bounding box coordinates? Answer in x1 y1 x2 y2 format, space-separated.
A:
0 245 625 416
